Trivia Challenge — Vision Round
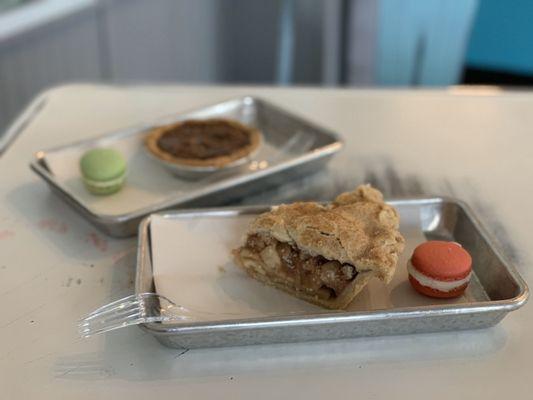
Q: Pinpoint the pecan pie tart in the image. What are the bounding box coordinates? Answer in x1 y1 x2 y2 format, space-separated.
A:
145 118 261 168
233 185 405 309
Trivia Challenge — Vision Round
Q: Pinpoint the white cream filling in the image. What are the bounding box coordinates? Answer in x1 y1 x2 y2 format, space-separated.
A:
83 175 125 188
408 261 471 292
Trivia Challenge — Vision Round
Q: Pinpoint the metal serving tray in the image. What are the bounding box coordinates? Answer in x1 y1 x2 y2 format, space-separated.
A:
30 96 342 237
135 197 529 349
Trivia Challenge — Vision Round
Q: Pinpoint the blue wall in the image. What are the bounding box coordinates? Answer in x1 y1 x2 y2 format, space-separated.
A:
377 0 478 86
466 0 533 75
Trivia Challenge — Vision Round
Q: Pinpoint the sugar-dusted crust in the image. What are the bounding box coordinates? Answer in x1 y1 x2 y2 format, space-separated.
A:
145 118 262 168
246 184 404 283
233 185 405 309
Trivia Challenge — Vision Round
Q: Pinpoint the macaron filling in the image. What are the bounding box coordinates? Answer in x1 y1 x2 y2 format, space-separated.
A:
82 174 126 188
408 260 471 292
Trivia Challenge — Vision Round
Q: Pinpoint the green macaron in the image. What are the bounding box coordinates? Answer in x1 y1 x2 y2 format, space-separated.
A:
79 148 127 195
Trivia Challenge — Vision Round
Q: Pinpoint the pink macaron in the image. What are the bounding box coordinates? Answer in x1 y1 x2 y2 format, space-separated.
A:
408 241 472 298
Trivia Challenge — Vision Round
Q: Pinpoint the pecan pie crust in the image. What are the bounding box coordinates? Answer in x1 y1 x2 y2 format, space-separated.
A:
145 119 261 168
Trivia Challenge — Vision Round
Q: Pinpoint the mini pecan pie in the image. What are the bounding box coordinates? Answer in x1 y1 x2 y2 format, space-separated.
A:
233 185 405 309
145 118 261 168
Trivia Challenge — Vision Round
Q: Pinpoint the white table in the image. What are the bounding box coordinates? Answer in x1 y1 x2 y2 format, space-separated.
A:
1 84 531 398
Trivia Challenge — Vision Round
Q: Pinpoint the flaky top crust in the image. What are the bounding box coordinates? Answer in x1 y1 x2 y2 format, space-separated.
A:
246 185 405 283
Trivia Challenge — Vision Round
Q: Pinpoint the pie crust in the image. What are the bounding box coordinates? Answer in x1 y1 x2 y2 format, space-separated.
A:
145 118 261 168
233 185 405 309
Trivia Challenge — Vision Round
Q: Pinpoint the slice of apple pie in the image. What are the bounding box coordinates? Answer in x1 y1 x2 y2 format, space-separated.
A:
233 185 405 309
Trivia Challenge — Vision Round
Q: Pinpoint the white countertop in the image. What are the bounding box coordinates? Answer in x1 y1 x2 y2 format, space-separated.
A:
1 84 531 398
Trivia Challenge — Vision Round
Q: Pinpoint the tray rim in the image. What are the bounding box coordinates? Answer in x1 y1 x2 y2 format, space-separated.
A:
135 196 529 335
29 95 344 223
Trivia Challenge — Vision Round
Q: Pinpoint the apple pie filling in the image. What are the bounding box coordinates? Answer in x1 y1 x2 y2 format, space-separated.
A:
244 233 358 300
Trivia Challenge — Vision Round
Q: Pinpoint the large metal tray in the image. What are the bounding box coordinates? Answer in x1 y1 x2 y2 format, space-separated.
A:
135 197 528 349
30 96 342 237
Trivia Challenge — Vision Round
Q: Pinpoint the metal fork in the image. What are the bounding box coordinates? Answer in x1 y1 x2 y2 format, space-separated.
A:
78 293 196 338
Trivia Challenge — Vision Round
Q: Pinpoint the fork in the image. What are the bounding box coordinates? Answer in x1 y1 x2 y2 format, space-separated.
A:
78 293 198 338
79 292 316 338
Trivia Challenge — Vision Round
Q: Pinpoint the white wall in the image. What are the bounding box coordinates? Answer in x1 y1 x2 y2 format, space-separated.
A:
103 0 220 82
0 0 325 133
0 4 103 131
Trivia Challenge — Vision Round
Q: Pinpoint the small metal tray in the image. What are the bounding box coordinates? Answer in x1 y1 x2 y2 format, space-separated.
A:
135 197 528 349
30 96 342 237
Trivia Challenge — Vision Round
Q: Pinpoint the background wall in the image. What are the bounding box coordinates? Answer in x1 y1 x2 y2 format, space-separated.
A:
376 0 478 86
466 0 533 76
102 0 220 82
0 0 325 133
0 0 483 135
